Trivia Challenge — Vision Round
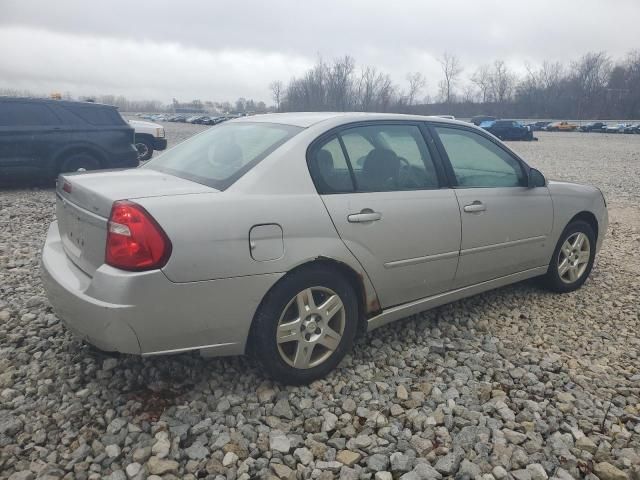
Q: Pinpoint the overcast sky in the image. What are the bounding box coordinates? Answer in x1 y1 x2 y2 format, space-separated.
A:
1 0 638 104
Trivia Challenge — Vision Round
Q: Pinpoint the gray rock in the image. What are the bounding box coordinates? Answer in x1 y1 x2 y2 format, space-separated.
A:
294 447 314 465
367 454 390 471
375 473 393 480
222 451 239 467
492 466 508 480
185 441 209 460
190 418 212 436
108 471 127 480
401 463 443 480
458 459 482 479
125 463 141 478
272 398 294 419
435 451 463 475
512 470 532 480
391 452 414 473
593 462 628 480
322 411 339 431
527 464 548 480
8 472 35 480
270 433 291 453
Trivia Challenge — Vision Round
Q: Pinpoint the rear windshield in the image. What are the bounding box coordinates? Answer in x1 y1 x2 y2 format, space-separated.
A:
62 105 125 125
144 122 301 190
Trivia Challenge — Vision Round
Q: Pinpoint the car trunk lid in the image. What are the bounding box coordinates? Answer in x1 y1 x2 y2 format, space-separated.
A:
56 169 216 276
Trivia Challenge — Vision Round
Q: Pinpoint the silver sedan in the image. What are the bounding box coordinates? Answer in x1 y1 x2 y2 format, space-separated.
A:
41 113 608 384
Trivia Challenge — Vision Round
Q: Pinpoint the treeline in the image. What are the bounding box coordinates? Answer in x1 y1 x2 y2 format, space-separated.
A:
0 89 266 114
272 51 640 119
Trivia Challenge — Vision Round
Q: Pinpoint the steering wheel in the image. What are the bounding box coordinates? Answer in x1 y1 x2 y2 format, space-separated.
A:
397 157 426 187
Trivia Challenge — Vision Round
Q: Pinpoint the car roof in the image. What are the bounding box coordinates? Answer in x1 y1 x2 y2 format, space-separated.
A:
231 111 467 128
0 96 118 109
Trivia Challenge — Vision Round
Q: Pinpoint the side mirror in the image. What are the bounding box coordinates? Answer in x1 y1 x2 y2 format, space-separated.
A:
528 168 546 188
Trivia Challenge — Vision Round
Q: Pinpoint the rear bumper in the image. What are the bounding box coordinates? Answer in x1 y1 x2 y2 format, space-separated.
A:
41 221 283 356
152 138 168 151
41 222 141 353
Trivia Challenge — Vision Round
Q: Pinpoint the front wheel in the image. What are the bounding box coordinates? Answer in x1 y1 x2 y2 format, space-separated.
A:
135 137 154 161
250 266 359 384
542 220 596 293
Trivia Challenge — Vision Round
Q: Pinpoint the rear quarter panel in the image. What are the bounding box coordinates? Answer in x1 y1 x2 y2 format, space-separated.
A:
139 191 360 282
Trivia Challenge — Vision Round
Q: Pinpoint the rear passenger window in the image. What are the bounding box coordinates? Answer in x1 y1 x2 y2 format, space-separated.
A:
63 105 124 125
0 102 60 126
342 124 439 192
308 137 355 193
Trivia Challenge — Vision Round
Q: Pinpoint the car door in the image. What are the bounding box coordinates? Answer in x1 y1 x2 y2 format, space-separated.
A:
0 101 62 172
431 124 553 288
0 101 37 170
308 122 461 308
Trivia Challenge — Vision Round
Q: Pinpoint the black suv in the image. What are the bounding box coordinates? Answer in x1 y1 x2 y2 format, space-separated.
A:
0 97 138 179
482 120 534 141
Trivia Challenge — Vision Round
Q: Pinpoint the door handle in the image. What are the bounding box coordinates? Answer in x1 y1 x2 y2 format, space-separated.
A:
347 209 382 223
463 201 486 213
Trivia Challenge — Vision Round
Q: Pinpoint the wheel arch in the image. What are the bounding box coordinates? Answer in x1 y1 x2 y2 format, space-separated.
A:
53 145 106 174
568 211 599 241
246 257 378 354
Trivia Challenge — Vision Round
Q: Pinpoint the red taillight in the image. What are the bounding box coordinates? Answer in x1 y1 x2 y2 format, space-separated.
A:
105 200 172 271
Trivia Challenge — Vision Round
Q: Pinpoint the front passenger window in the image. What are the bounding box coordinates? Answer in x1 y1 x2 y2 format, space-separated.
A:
435 126 526 188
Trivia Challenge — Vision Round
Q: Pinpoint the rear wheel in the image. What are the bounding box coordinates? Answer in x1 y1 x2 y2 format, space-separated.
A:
59 153 101 174
542 220 596 293
250 266 358 384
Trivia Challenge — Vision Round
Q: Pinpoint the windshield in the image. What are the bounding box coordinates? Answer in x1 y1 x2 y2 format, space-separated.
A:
144 121 302 190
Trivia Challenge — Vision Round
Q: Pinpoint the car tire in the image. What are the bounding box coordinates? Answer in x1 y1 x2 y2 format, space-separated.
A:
250 265 359 384
542 220 596 293
59 153 101 174
135 137 154 161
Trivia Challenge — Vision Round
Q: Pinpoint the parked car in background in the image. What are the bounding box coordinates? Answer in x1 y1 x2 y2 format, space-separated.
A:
604 123 627 134
0 97 138 179
128 119 167 160
470 115 496 126
546 121 578 132
481 119 534 141
579 122 606 132
623 124 639 134
41 112 607 383
526 121 551 131
186 115 207 124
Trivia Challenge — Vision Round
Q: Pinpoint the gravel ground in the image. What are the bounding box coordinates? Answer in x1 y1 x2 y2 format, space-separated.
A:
0 128 639 480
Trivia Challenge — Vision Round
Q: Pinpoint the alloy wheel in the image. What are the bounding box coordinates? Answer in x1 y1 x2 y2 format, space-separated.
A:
558 232 591 283
276 287 345 369
135 142 149 159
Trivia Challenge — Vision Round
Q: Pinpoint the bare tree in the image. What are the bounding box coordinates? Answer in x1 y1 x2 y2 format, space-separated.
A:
489 60 515 104
269 81 283 112
438 52 463 103
406 72 426 106
461 85 477 103
326 56 356 110
470 65 492 103
570 52 611 118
